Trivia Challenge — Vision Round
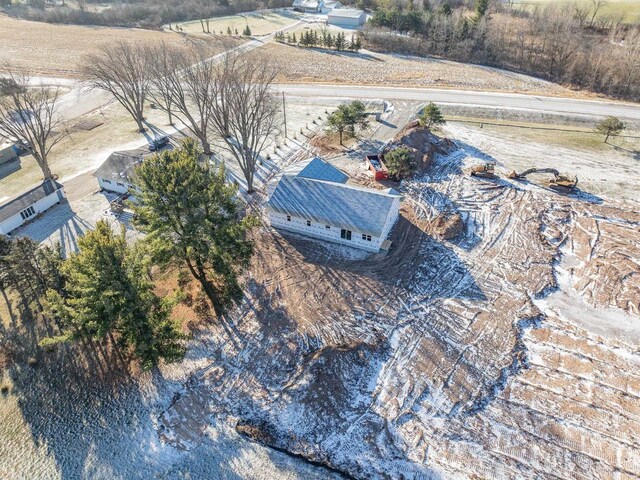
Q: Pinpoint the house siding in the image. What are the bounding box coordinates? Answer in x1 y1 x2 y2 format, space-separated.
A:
268 206 399 253
98 177 131 195
0 188 66 235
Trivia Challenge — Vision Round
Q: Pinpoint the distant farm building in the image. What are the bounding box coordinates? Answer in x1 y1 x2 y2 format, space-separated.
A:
0 179 65 235
267 157 401 252
94 148 149 195
321 0 342 13
327 9 366 27
292 0 324 13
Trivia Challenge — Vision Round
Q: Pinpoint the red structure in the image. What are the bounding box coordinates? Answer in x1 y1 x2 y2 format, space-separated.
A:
365 154 388 180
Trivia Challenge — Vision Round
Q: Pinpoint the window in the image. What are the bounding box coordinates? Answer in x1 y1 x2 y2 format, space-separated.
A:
306 220 311 227
340 229 352 240
362 234 372 241
287 215 291 222
325 225 330 229
20 206 35 220
103 179 112 184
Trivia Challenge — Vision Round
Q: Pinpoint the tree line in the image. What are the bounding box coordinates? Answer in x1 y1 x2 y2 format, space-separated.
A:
8 0 291 29
0 139 256 371
81 41 280 193
275 29 363 52
364 0 640 101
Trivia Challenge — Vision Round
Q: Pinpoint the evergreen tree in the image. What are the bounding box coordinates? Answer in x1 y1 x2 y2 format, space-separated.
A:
44 221 185 369
334 32 346 51
418 102 446 128
235 28 239 35
384 147 416 180
292 32 297 44
325 32 334 48
227 26 232 35
132 139 256 317
326 100 369 144
243 25 252 36
596 116 626 143
312 30 319 46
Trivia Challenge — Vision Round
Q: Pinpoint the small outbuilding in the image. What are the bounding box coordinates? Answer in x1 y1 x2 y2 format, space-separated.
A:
327 8 366 27
0 179 65 235
267 157 401 253
93 148 149 195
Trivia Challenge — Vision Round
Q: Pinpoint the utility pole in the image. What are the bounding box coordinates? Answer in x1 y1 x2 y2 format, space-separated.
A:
282 92 288 138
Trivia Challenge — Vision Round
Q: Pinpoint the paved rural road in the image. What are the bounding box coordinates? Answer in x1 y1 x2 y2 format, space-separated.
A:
275 84 640 121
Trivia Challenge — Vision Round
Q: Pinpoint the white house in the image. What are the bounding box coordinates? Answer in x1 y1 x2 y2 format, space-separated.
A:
267 158 401 253
93 148 149 195
0 179 66 235
292 0 324 13
321 0 342 14
327 8 366 27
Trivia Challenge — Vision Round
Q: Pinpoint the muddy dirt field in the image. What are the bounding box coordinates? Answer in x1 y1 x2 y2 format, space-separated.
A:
157 129 640 478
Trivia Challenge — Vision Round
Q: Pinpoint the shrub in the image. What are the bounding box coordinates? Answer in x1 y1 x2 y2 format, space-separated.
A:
384 147 416 180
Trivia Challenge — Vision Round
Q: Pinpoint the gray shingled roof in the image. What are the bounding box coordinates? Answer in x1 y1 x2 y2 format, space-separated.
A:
288 157 349 184
93 148 149 184
268 159 400 237
0 179 63 223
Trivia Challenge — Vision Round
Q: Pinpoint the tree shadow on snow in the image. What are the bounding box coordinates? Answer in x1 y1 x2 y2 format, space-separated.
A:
275 215 486 303
0 290 182 480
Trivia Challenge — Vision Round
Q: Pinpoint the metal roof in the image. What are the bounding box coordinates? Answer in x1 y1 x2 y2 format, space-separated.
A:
287 156 349 183
0 179 63 223
268 158 400 237
327 8 365 18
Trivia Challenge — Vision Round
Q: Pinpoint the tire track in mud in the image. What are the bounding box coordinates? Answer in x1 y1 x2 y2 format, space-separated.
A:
158 140 640 479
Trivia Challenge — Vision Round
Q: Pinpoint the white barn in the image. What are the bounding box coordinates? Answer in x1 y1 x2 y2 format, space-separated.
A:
267 158 401 253
94 148 148 195
0 179 66 235
327 9 366 27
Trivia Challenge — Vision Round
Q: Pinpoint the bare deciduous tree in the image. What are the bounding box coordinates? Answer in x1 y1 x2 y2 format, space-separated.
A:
149 44 217 155
210 53 280 193
148 42 176 125
589 0 609 27
82 41 151 132
0 68 64 180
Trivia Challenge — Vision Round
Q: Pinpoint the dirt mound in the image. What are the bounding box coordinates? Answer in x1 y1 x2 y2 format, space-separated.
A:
428 211 464 240
382 122 454 171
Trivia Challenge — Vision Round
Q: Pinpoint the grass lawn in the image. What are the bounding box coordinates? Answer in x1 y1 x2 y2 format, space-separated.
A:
448 114 640 152
512 0 640 23
169 11 301 36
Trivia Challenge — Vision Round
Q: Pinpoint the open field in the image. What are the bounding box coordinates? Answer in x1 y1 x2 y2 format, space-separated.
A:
169 10 300 36
513 0 640 23
0 14 239 78
263 43 578 96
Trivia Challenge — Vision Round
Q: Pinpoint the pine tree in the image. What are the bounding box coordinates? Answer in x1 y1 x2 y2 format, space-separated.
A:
227 26 232 35
292 32 297 44
44 221 185 369
243 25 252 36
418 102 446 129
325 32 334 48
334 32 346 51
132 139 257 318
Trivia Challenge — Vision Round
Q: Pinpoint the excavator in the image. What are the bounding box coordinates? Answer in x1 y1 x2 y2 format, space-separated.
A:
507 168 578 189
470 162 497 178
